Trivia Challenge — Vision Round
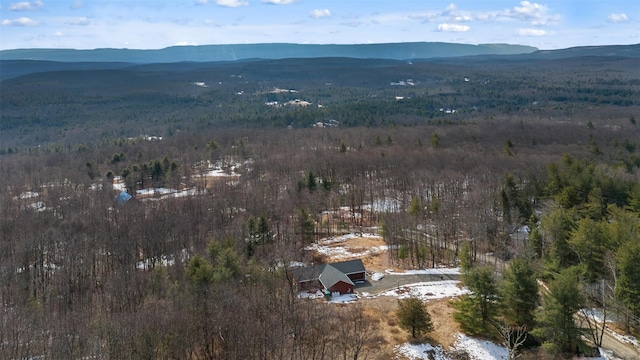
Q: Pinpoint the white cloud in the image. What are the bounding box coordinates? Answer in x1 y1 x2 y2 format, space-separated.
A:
517 28 547 36
504 1 560 26
1 17 38 26
607 13 629 23
310 9 331 19
198 0 247 7
262 0 297 4
54 30 63 36
216 0 248 7
437 23 470 32
438 4 477 24
512 1 543 17
66 17 91 26
453 15 472 22
70 0 85 9
9 1 43 11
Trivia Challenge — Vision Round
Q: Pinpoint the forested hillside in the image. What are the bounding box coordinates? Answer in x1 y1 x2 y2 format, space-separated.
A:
1 48 638 150
0 42 538 63
1 46 639 359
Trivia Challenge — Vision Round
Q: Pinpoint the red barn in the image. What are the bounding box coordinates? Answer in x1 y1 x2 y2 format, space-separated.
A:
293 259 366 296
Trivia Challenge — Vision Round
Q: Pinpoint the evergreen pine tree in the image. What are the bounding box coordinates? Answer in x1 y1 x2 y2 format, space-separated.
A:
396 297 434 338
532 267 584 355
500 258 539 329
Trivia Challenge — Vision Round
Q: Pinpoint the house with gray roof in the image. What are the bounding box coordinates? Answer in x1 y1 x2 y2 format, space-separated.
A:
293 259 366 295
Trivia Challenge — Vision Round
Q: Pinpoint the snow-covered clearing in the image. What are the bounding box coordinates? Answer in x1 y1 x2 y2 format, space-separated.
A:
111 159 242 197
304 232 387 260
395 333 508 360
306 243 389 259
195 161 241 178
313 232 382 245
112 176 126 191
136 187 202 200
378 280 469 301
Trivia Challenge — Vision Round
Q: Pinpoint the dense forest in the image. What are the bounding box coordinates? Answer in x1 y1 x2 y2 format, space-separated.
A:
2 48 639 150
1 46 640 359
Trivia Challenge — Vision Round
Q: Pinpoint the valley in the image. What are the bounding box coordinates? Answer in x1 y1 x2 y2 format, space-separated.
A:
1 43 640 359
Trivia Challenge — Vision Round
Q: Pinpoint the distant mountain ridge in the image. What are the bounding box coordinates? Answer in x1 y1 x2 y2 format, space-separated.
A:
2 43 638 81
0 42 537 63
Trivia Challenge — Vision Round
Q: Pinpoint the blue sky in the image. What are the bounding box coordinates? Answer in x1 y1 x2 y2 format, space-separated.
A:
0 0 638 50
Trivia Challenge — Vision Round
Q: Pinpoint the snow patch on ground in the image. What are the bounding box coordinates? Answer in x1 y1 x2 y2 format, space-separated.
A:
379 280 469 301
137 256 175 270
306 244 389 260
136 187 202 200
328 293 359 304
609 331 638 348
136 187 178 196
580 308 640 349
581 308 614 324
395 342 448 360
298 290 323 300
371 272 385 281
315 232 382 245
17 191 39 199
29 201 46 211
298 291 359 303
202 169 240 177
598 347 623 360
452 333 508 360
395 333 508 360
136 249 188 270
112 176 126 191
362 198 403 213
304 232 387 260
